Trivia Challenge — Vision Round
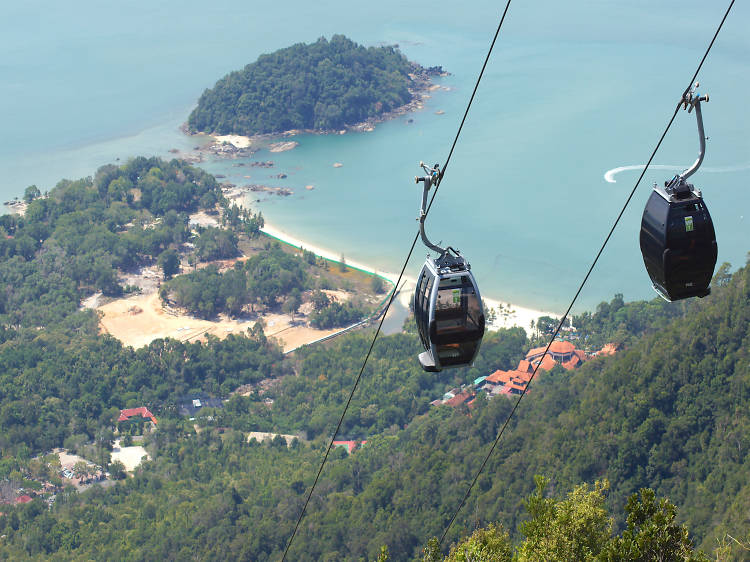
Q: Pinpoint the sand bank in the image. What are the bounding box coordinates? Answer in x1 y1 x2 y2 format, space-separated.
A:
213 134 252 148
260 223 558 333
97 291 343 352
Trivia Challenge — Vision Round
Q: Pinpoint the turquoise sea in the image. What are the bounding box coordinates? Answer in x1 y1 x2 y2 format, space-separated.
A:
2 0 749 314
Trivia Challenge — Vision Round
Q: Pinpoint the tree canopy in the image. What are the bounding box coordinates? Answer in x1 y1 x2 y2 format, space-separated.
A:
188 35 418 135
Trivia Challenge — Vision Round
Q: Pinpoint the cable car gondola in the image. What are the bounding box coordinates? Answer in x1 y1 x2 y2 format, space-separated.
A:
639 85 717 301
412 163 485 372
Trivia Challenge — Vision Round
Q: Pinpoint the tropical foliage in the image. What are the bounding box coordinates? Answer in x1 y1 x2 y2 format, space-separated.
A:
0 162 748 560
188 35 417 135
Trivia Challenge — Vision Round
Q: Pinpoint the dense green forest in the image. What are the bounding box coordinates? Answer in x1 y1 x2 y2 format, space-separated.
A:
1 162 748 559
0 156 222 306
1 256 748 559
0 158 290 459
188 35 420 135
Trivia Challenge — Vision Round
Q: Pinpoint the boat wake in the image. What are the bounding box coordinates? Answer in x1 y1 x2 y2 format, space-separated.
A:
604 163 750 183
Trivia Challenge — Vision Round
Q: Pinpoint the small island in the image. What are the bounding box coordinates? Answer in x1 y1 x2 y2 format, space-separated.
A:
187 34 444 137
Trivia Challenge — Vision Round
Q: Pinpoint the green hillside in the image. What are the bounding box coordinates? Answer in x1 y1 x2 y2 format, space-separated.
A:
187 35 419 135
0 160 747 559
1 257 748 559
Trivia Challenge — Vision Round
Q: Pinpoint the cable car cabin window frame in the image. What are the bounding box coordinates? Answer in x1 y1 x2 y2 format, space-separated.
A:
431 276 483 345
414 268 433 350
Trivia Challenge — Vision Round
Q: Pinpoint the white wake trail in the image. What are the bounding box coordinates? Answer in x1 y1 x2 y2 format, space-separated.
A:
604 163 750 183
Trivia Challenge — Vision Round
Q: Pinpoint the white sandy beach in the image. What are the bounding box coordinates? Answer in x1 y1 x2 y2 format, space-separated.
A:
260 223 559 333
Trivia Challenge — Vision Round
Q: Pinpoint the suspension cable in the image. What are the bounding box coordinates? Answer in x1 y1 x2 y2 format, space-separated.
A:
280 3 515 559
437 0 735 548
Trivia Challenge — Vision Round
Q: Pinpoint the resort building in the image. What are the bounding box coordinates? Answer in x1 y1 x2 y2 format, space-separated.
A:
524 340 587 371
431 341 618 407
117 407 158 428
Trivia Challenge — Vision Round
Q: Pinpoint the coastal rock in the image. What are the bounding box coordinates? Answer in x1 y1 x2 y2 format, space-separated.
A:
268 141 299 153
248 184 293 196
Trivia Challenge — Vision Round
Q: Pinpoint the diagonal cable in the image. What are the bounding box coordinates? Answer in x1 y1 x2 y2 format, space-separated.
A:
280 3 515 559
437 0 735 548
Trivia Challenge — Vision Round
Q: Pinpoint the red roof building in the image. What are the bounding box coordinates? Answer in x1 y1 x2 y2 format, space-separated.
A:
118 407 158 425
444 389 475 408
517 359 533 373
524 341 586 371
15 495 33 504
599 343 619 356
332 440 367 454
525 346 547 359
486 370 513 385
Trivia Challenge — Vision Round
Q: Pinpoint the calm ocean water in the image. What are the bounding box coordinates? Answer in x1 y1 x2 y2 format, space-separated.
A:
2 0 748 313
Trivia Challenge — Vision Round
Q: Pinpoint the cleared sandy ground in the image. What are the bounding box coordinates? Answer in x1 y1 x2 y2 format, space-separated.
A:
111 440 150 472
246 432 299 446
58 451 94 470
98 292 344 352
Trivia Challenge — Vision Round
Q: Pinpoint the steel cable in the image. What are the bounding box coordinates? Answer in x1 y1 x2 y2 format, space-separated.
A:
437 0 736 549
280 2 515 558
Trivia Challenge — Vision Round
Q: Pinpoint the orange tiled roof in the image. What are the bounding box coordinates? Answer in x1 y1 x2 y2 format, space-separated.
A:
538 356 557 371
525 346 547 359
562 355 581 370
118 407 158 424
599 343 618 356
517 359 533 372
486 370 513 384
512 370 533 383
445 390 474 407
549 340 575 354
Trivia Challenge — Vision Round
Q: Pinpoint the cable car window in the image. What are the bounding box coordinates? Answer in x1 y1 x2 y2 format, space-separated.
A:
423 275 434 311
434 284 482 338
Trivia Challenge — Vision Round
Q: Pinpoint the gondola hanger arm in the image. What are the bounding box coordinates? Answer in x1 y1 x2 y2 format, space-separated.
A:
415 161 448 255
680 83 709 181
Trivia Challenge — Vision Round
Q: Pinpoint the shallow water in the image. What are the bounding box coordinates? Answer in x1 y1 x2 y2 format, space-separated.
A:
2 0 748 313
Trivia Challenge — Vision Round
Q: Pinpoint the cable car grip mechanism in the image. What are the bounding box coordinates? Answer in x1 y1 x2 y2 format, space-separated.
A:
667 83 709 196
414 161 461 261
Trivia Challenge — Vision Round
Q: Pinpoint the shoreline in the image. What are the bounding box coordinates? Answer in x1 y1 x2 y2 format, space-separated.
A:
259 222 559 333
183 67 448 159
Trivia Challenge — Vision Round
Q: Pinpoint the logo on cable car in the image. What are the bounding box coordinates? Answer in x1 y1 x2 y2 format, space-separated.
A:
684 216 694 232
452 289 461 304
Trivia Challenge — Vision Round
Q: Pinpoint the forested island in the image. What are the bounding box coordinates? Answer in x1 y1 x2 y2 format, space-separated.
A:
188 35 441 136
0 159 749 559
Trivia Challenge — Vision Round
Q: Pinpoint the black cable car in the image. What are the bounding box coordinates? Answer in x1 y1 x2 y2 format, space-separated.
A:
639 85 717 301
412 163 485 372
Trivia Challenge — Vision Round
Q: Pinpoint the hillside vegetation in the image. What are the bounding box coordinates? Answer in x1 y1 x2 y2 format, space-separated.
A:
1 258 748 559
1 163 748 560
187 35 418 135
